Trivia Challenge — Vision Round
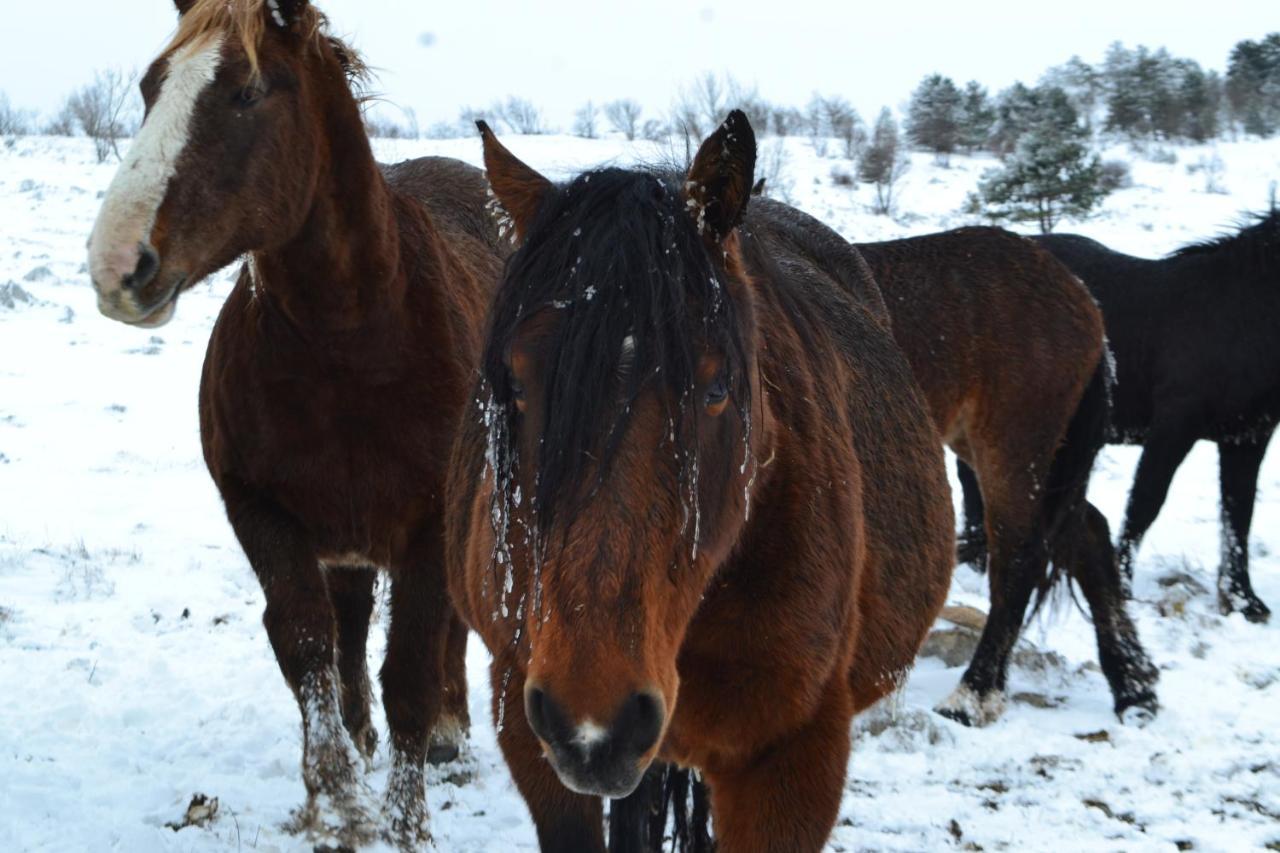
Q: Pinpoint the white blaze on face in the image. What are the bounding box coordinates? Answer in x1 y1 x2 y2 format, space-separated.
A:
88 36 224 314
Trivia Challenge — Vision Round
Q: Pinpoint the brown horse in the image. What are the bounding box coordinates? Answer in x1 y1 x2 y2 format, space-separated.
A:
85 0 501 846
852 228 1160 725
445 112 954 851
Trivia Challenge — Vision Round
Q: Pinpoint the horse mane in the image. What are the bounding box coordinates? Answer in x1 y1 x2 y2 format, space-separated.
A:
1168 207 1280 280
164 0 369 89
482 167 751 541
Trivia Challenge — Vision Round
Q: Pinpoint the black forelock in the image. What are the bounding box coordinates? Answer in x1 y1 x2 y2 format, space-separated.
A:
482 166 751 539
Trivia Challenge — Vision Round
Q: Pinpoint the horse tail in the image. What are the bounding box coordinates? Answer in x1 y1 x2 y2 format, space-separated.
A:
1032 345 1113 613
609 764 713 852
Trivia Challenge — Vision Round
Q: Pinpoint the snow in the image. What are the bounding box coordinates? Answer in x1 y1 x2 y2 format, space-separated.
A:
1 133 1279 851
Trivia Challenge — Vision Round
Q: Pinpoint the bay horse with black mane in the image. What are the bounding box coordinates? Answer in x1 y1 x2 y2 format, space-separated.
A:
959 210 1280 623
445 112 954 851
86 0 501 846
851 228 1160 726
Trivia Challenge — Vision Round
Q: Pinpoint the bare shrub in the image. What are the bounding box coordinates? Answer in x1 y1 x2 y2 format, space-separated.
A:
1186 152 1226 194
573 101 600 139
1098 159 1133 192
0 91 33 136
756 139 795 204
492 96 546 135
67 68 139 162
605 99 643 140
364 105 419 139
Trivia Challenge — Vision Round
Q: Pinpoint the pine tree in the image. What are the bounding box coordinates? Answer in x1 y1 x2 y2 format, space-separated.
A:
906 74 963 165
1226 33 1280 136
990 83 1038 157
958 81 996 152
858 107 910 215
969 87 1109 233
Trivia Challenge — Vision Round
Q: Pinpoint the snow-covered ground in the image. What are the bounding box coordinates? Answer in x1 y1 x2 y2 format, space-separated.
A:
1 133 1278 852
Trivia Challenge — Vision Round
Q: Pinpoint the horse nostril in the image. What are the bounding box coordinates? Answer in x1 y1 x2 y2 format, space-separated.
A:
617 690 665 755
524 685 563 745
123 243 160 291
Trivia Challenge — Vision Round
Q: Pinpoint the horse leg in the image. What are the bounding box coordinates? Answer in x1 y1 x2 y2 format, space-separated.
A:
937 519 1047 727
379 528 452 847
325 566 379 762
1117 421 1198 590
1218 434 1273 623
955 457 988 568
703 681 852 852
428 609 472 764
491 657 606 852
1054 502 1160 723
225 491 376 846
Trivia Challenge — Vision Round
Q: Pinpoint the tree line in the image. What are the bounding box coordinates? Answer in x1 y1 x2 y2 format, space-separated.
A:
2 33 1275 229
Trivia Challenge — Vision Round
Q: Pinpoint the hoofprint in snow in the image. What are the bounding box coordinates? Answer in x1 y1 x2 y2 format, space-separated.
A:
1 134 1278 851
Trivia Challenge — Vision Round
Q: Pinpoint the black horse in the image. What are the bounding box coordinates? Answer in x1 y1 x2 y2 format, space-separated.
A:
957 208 1280 623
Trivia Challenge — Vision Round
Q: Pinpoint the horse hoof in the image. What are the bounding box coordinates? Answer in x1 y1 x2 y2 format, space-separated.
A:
955 534 988 570
935 684 1005 727
1219 589 1271 624
350 723 379 767
1118 700 1158 728
426 741 459 765
427 714 470 766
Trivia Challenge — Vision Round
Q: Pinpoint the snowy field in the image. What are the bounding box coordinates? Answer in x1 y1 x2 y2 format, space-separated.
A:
1 133 1279 852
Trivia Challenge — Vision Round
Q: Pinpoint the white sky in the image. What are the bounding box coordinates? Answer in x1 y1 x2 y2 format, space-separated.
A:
1 1 1273 129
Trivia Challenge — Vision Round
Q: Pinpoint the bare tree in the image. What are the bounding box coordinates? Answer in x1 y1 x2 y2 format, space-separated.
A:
363 105 419 139
755 139 795 203
640 118 667 141
573 100 600 139
68 68 139 162
43 102 78 136
769 106 805 137
493 96 545 135
457 105 493 136
605 99 643 140
691 72 726 131
0 91 33 136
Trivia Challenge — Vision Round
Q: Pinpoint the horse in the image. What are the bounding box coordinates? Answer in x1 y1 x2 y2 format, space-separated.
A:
852 229 1160 726
445 111 955 851
85 0 502 845
956 211 1280 624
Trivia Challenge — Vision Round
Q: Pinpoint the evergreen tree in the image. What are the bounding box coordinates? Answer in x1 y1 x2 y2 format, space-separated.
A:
990 82 1038 157
906 73 963 165
959 81 996 152
1226 33 1280 136
1041 56 1102 126
859 107 910 215
969 87 1109 233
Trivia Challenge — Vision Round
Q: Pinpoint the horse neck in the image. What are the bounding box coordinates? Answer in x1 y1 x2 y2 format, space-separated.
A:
253 101 420 338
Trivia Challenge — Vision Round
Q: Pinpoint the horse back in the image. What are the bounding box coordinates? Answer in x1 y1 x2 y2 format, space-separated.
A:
858 227 1104 445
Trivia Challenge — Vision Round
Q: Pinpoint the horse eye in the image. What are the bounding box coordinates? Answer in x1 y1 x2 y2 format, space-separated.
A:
705 374 728 408
234 85 266 108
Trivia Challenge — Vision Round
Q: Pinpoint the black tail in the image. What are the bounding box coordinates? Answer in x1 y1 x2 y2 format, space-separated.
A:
1031 349 1113 613
608 765 713 852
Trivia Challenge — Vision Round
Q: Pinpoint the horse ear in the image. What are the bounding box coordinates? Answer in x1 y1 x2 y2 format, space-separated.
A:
264 0 310 29
173 0 196 15
684 110 757 243
477 120 553 242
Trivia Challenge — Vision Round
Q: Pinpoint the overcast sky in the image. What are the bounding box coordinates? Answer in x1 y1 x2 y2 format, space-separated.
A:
2 1 1273 130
